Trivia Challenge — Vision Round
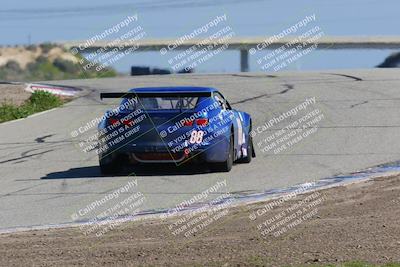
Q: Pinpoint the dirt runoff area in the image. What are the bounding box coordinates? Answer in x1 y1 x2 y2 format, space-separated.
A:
0 84 30 105
1 175 400 267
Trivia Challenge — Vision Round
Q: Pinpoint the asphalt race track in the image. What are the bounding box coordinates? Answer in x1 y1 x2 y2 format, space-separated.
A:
1 69 400 230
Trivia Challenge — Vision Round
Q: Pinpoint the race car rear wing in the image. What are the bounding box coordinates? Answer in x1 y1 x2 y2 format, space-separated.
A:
100 92 212 100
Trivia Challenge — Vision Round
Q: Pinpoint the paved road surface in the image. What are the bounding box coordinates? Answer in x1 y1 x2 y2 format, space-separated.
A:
1 69 400 230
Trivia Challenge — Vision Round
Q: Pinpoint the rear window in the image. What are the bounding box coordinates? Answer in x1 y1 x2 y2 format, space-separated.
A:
122 96 199 111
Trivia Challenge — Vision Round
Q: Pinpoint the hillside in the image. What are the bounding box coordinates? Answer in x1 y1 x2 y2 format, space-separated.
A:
0 44 116 81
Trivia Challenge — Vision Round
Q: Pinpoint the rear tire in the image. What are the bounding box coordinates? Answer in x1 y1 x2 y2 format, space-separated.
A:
238 135 254 163
211 135 233 172
99 158 116 175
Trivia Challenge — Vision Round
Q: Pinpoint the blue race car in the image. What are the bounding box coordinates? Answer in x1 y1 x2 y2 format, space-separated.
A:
98 86 255 174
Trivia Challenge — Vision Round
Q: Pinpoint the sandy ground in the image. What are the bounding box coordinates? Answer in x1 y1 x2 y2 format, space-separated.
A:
0 84 31 105
1 175 400 266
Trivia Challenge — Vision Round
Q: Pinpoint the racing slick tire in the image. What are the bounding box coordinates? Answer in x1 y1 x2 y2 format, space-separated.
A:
99 158 116 175
211 135 234 172
237 134 254 163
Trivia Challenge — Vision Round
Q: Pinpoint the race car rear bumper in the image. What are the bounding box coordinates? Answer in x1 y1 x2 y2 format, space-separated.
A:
99 138 230 165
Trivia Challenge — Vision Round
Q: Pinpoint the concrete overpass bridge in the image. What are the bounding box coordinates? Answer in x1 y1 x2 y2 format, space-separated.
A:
61 36 400 72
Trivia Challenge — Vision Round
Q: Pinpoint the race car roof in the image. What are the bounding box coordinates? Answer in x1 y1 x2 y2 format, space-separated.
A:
100 87 217 99
128 86 217 93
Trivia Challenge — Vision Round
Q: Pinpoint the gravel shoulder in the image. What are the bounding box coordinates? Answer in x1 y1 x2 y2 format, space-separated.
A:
0 84 30 105
1 174 400 266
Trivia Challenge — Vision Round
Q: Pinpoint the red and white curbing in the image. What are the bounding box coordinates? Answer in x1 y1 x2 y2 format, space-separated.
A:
25 83 81 97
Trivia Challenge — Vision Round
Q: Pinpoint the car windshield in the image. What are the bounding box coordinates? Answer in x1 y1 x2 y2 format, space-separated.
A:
122 96 199 111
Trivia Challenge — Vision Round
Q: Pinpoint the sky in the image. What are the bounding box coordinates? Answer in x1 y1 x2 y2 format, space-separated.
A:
0 0 399 73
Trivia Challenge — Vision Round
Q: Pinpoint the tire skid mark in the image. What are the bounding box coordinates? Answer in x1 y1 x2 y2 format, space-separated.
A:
0 149 53 164
326 73 363 81
350 100 369 108
231 84 294 105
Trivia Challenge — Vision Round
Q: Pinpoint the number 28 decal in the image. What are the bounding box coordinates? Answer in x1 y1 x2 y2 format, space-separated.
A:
189 130 204 144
